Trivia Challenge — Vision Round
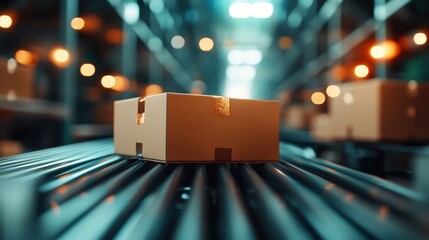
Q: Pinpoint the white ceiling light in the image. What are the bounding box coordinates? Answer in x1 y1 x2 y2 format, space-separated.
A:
244 50 262 65
229 2 252 18
227 49 262 65
251 2 274 19
226 65 256 81
123 2 140 24
229 2 273 19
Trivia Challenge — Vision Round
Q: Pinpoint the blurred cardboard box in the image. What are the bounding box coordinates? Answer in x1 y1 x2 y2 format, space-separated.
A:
311 114 334 141
283 104 319 130
114 93 279 162
0 58 34 99
0 140 23 157
329 79 429 141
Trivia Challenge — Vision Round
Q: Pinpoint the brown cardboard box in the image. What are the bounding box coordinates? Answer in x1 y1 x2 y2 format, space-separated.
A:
114 93 279 162
0 140 23 157
283 104 319 130
311 114 334 141
0 58 34 99
329 79 429 141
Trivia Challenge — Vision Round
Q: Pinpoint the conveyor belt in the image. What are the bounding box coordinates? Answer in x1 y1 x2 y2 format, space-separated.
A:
0 139 428 239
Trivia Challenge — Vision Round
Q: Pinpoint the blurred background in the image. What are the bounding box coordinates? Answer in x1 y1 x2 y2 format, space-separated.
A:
0 0 428 155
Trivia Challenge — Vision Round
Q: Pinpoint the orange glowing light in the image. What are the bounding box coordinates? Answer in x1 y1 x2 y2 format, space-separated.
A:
278 36 293 49
105 195 115 203
80 14 101 32
330 65 347 81
370 41 400 60
199 37 214 51
112 75 130 92
326 85 341 98
354 64 369 78
145 84 163 96
413 32 427 45
0 15 12 28
101 75 116 88
370 45 385 59
71 17 85 30
51 48 70 67
105 28 123 44
80 63 96 77
311 92 326 105
15 50 37 67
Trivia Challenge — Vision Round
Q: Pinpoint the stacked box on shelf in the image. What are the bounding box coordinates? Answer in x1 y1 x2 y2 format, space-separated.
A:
284 104 320 130
315 79 429 141
0 58 34 99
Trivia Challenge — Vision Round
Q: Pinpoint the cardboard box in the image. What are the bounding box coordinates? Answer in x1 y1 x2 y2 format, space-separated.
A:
114 93 279 162
283 104 319 130
0 140 23 157
329 79 429 141
311 114 334 141
0 58 34 99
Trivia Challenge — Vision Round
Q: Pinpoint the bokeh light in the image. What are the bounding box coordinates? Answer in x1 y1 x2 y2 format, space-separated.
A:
0 15 12 28
51 48 70 67
330 65 347 81
370 40 400 60
80 63 96 77
311 92 326 105
101 75 116 88
413 32 427 45
278 36 293 49
112 75 129 92
370 45 385 59
15 50 37 67
171 35 185 49
105 28 123 45
199 37 214 51
326 85 341 98
354 64 369 78
71 17 85 30
145 84 163 96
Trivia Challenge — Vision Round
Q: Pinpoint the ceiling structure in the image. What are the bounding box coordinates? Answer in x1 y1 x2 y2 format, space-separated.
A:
1 0 428 101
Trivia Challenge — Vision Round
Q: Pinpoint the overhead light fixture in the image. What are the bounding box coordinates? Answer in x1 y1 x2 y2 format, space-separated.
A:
229 2 252 19
123 2 140 24
229 2 273 19
227 49 262 65
250 2 274 18
245 50 262 65
224 65 255 99
226 65 256 81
